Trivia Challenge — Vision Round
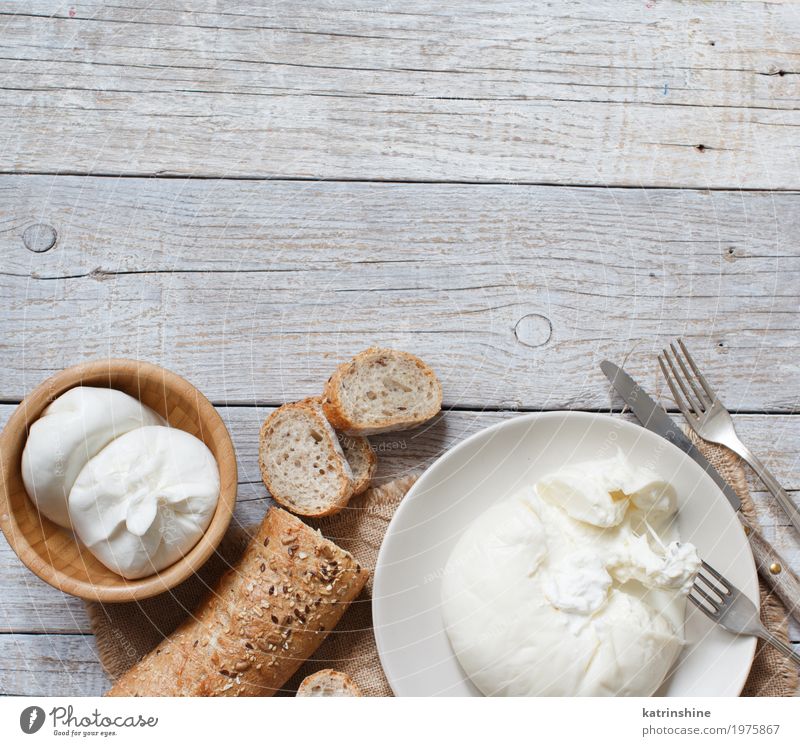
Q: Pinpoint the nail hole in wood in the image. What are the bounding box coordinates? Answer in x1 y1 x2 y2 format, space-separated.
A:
22 223 57 253
695 144 706 152
514 313 552 348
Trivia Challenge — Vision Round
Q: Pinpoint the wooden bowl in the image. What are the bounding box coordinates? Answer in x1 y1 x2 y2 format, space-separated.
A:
0 359 237 603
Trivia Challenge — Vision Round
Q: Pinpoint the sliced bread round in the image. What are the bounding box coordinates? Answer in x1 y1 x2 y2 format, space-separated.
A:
302 396 377 494
322 348 443 435
337 433 377 495
258 399 354 517
296 669 362 697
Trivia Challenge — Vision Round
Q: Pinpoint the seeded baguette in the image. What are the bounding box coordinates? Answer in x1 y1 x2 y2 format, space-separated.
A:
296 669 362 697
322 348 443 436
259 398 354 517
106 507 369 697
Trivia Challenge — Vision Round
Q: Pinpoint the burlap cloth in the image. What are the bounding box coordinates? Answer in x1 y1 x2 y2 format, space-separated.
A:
687 432 798 697
86 442 798 697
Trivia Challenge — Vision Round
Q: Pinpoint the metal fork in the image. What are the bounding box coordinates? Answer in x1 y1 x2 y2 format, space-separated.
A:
658 339 800 536
690 561 800 663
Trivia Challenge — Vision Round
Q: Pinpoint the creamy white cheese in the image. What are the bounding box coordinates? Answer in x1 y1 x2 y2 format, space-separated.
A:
69 426 220 579
441 452 700 696
21 386 164 527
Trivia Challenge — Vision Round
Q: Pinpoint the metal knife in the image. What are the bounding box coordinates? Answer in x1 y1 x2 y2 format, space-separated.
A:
601 360 800 622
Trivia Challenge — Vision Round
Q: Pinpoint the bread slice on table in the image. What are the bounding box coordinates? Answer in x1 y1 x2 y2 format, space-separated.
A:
106 508 369 697
322 348 442 435
296 669 363 697
259 398 354 517
299 395 376 495
337 432 377 495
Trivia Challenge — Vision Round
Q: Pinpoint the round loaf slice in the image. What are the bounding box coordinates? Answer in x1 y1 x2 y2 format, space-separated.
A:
296 669 362 697
322 348 443 435
259 399 354 517
337 433 377 495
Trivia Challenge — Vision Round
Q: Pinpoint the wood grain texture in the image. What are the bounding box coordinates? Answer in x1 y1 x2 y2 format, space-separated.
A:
3 175 799 410
0 633 111 696
1 1 800 187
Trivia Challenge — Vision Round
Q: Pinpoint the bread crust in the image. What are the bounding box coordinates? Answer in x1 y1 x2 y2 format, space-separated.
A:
338 433 377 495
322 348 443 436
106 507 369 697
296 669 363 697
258 399 354 517
298 395 376 495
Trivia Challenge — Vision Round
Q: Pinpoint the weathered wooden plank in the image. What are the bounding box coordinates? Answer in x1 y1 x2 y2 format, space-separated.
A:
2 404 798 636
3 176 799 410
3 632 794 697
2 1 800 187
0 633 110 696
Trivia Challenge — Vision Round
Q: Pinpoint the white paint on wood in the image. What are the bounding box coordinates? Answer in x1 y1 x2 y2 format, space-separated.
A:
0 633 111 696
3 176 799 410
1 1 800 186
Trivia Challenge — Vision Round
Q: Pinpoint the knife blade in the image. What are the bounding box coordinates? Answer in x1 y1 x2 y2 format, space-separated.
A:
601 359 800 621
599 360 741 511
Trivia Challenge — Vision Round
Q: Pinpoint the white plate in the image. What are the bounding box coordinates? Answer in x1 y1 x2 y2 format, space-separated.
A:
373 411 758 697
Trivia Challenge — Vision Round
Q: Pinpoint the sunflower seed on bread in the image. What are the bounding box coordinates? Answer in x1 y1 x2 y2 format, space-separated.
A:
296 669 363 697
258 398 354 517
107 508 369 697
322 348 442 435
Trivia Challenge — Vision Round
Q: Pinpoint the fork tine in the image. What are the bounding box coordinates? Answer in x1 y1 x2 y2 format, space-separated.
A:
677 338 717 402
688 593 718 617
692 582 723 608
671 341 712 409
659 348 702 418
659 355 696 424
700 560 731 592
658 355 695 420
668 342 710 412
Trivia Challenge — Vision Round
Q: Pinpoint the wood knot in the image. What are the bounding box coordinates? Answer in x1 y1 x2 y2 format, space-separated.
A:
22 223 57 253
514 313 552 348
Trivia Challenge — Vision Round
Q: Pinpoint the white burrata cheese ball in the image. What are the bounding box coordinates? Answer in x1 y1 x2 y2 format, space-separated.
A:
68 426 220 579
21 386 165 527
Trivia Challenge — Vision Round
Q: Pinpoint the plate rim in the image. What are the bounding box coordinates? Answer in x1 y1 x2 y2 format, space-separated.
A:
373 410 758 697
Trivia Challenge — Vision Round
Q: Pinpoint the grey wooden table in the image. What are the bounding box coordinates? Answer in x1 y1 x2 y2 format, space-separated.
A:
1 1 799 696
